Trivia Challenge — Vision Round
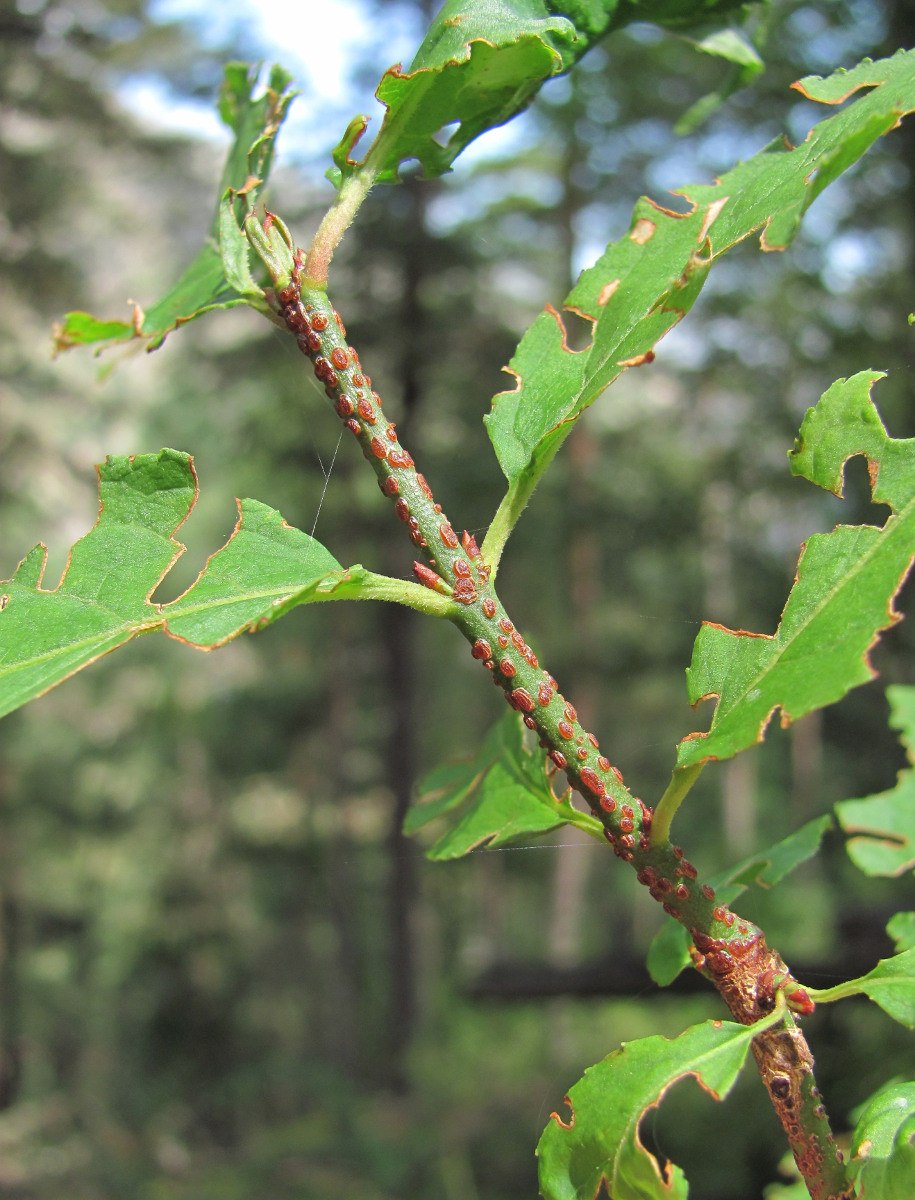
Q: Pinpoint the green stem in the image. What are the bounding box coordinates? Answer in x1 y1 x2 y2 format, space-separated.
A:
313 570 458 617
480 487 523 582
303 166 379 288
248 217 850 1199
651 762 705 847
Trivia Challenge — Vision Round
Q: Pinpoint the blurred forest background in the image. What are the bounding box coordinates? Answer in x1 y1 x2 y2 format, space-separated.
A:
1 0 915 1195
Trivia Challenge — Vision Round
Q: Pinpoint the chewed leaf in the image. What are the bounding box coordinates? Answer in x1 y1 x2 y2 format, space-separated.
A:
161 499 348 647
406 710 601 859
849 1083 915 1198
484 49 915 554
0 455 385 719
53 63 296 356
338 0 753 186
537 1018 769 1199
677 373 915 769
647 816 832 986
837 685 915 877
0 450 196 718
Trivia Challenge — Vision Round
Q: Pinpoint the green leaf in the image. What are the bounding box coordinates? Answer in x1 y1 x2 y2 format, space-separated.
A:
647 816 832 985
54 63 296 355
406 710 602 858
888 913 915 953
677 372 915 768
160 499 350 647
810 947 915 1029
0 450 196 719
483 49 915 560
52 310 138 355
849 1084 915 1199
338 0 754 186
537 1016 777 1199
0 457 396 719
837 685 915 876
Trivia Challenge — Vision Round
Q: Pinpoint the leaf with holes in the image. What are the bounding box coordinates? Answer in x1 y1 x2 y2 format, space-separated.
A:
0 454 394 719
647 815 833 986
54 63 296 355
336 0 753 185
677 372 915 769
406 710 602 859
537 1017 778 1199
483 49 915 555
837 684 915 877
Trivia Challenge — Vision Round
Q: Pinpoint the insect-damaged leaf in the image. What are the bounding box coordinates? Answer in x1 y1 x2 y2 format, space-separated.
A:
647 815 832 986
837 685 915 877
53 63 296 356
537 1017 774 1200
677 372 915 769
484 48 915 548
335 0 755 186
0 453 375 719
405 710 602 858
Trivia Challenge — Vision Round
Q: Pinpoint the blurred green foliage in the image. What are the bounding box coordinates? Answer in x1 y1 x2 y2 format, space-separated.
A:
1 0 915 1196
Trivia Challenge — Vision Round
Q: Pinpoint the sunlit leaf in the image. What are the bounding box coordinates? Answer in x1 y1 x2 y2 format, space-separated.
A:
849 1083 915 1199
0 456 386 719
837 684 915 876
811 948 915 1029
537 1017 774 1199
677 372 915 768
337 0 756 185
53 63 296 355
484 49 915 552
406 710 602 858
647 815 832 985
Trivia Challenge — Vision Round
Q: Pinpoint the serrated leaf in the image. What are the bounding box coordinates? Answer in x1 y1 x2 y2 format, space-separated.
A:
0 457 385 719
54 63 296 355
849 1084 915 1199
647 816 832 985
677 372 915 768
537 1018 769 1199
407 710 601 858
838 685 915 876
340 0 753 185
888 913 915 953
484 49 915 548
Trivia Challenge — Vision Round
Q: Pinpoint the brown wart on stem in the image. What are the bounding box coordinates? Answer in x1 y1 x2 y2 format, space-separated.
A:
251 218 849 1194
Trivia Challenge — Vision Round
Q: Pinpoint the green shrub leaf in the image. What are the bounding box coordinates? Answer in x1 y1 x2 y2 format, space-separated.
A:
849 1084 915 1199
484 49 915 557
888 913 915 953
406 710 602 858
809 947 915 1029
837 684 915 876
337 0 755 186
678 372 915 768
537 1016 779 1199
53 64 296 355
0 455 399 719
